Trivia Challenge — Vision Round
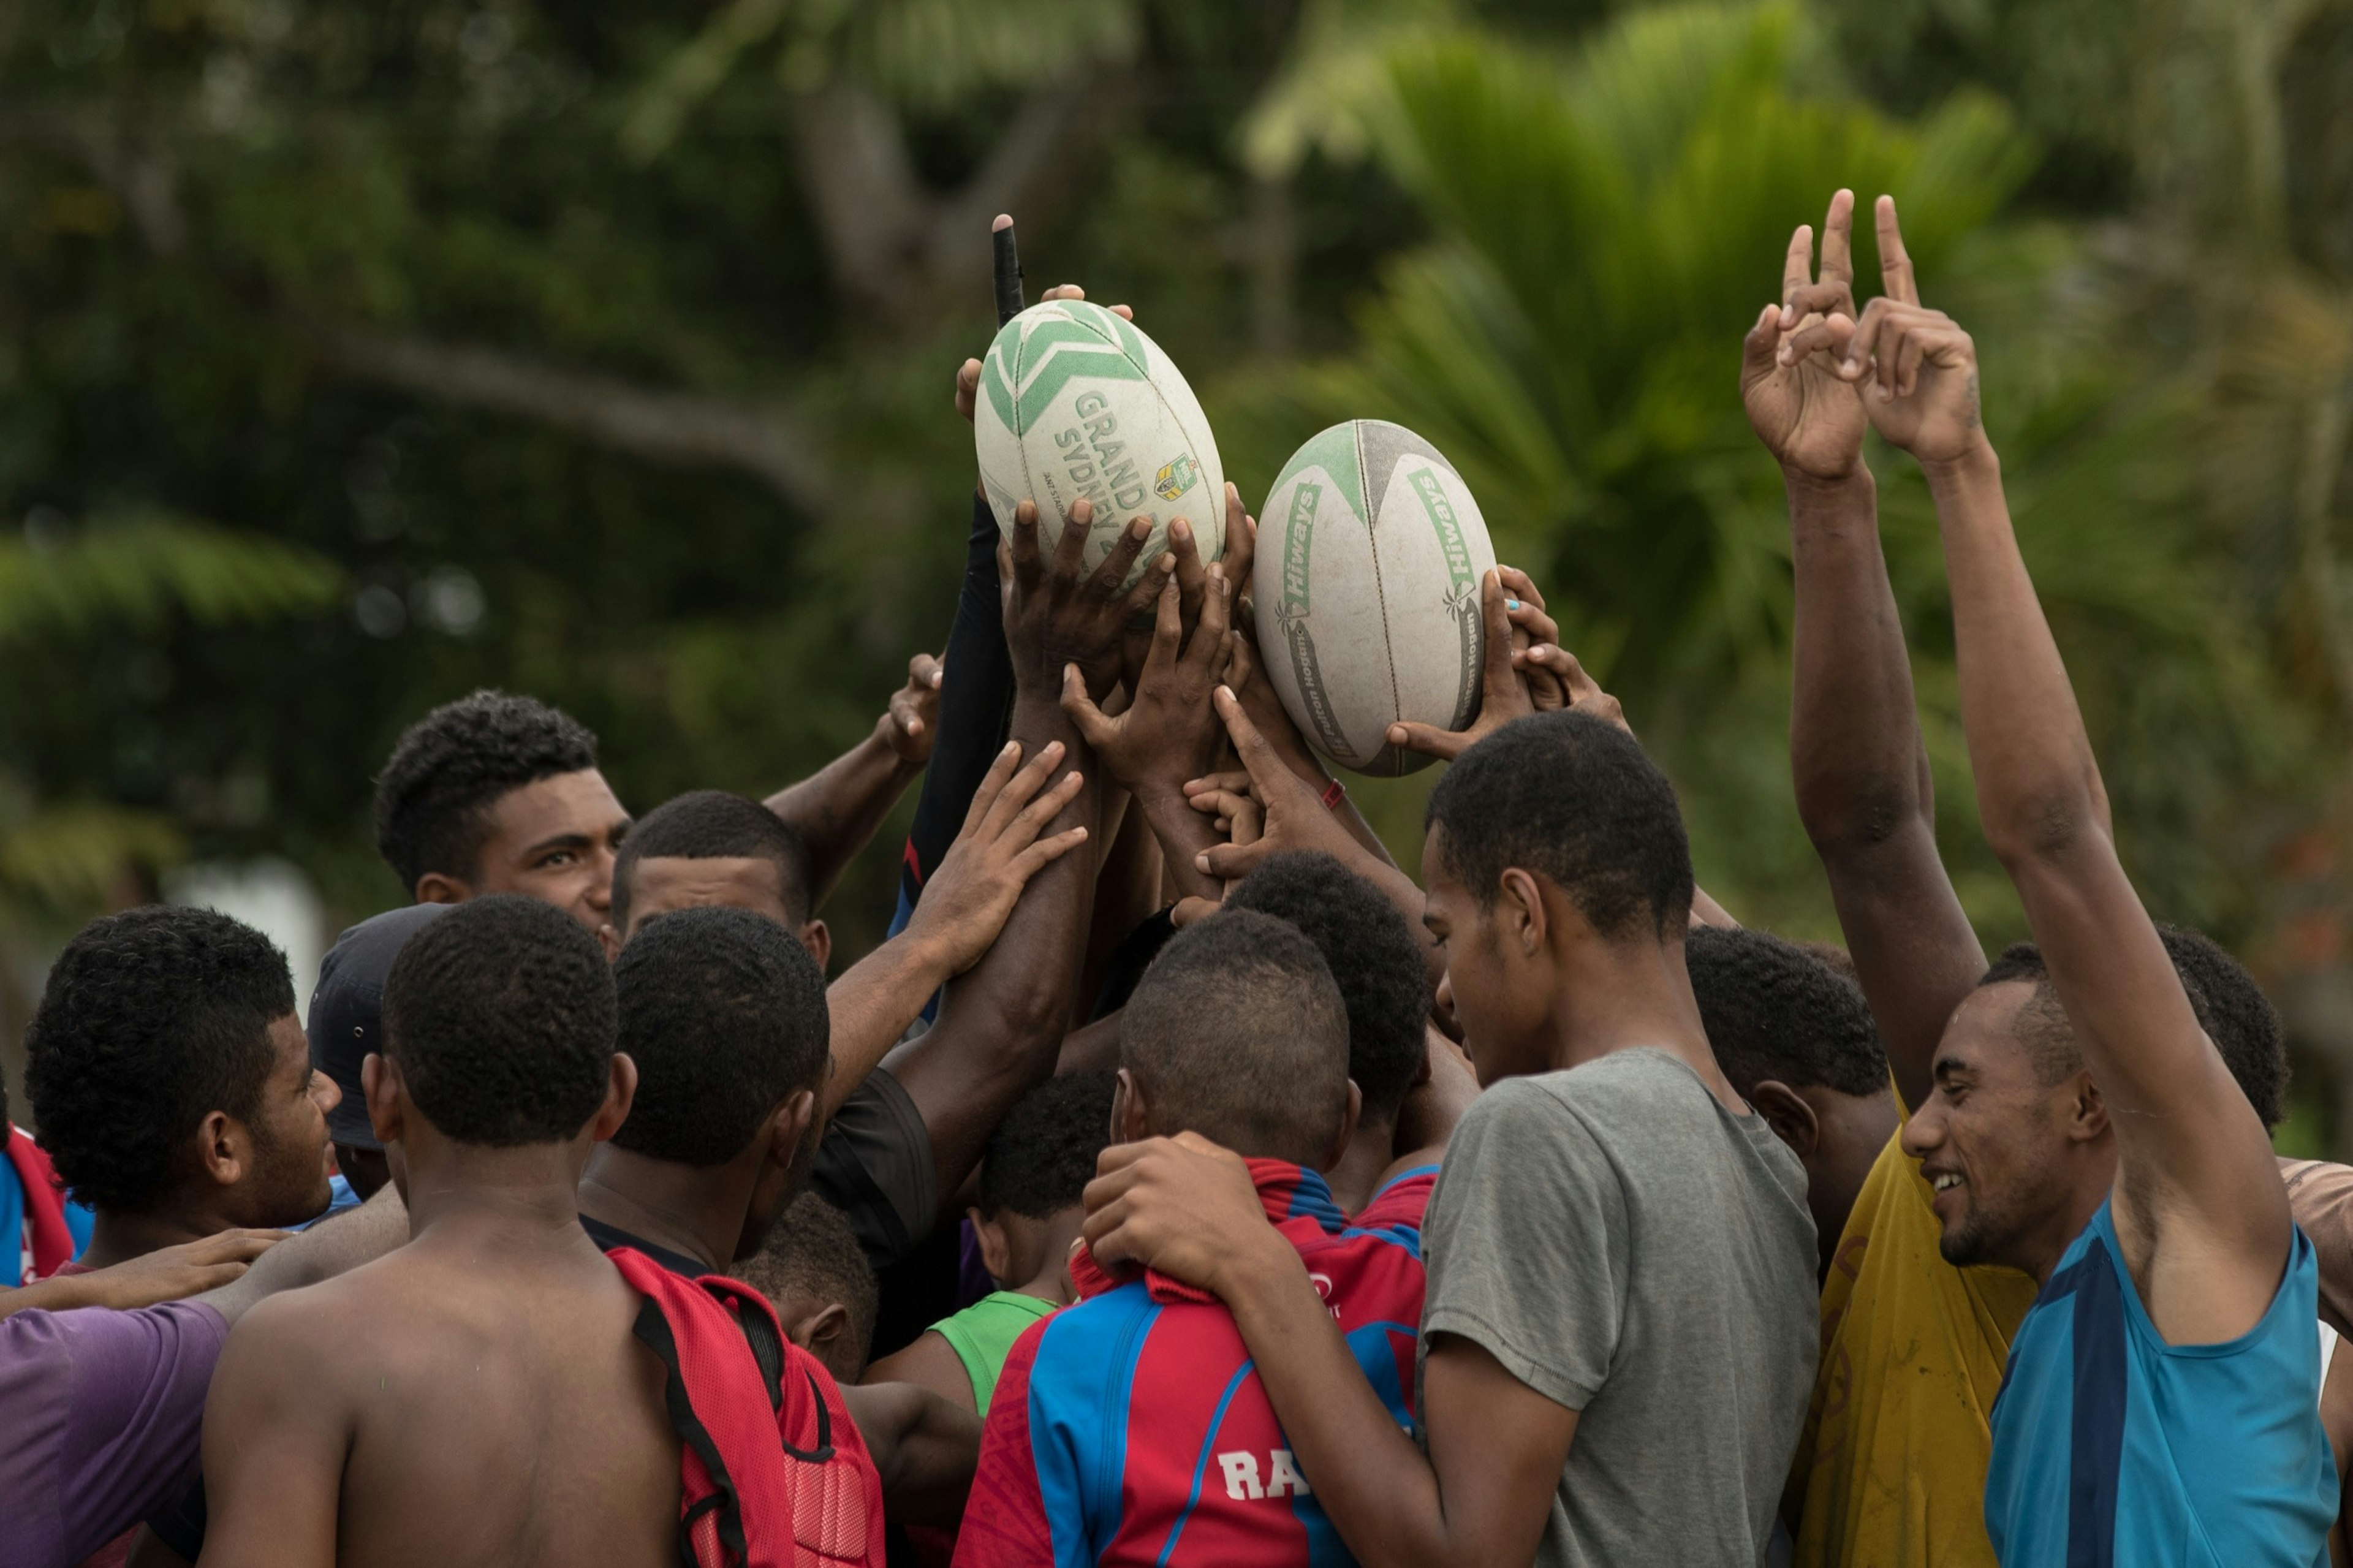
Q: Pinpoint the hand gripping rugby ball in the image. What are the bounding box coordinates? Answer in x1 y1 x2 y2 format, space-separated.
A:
974 299 1226 584
1256 420 1497 777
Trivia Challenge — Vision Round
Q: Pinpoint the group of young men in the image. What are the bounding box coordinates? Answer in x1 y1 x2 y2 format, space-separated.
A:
2 192 2348 1568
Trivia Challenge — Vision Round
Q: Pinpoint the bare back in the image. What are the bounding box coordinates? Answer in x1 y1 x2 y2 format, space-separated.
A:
200 1225 680 1568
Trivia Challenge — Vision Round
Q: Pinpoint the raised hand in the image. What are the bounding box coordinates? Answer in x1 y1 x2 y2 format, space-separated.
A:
1740 188 1869 482
1001 498 1171 699
1384 569 1536 763
1516 641 1633 736
1837 197 1985 465
1122 483 1257 692
1063 564 1237 797
1194 685 1376 884
902 737 1090 975
878 652 944 766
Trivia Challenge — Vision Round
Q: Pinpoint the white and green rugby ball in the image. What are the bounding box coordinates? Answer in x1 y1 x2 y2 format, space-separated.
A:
1257 420 1496 777
974 300 1224 583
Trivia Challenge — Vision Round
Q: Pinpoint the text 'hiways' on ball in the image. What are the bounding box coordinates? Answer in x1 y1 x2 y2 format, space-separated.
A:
1257 420 1497 777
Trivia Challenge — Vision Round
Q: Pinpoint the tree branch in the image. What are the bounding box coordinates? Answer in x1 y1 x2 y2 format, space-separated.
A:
297 320 830 515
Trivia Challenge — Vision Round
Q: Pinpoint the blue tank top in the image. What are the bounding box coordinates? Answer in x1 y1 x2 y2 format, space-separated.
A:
1984 1199 2336 1567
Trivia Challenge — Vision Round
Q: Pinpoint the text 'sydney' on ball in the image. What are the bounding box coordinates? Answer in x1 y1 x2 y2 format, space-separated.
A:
974 299 1226 585
1256 420 1497 778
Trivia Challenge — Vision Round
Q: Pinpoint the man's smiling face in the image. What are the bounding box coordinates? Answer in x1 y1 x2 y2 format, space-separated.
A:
1900 979 2096 1271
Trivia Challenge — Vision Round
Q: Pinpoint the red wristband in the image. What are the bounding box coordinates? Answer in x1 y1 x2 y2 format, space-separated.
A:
1320 779 1346 810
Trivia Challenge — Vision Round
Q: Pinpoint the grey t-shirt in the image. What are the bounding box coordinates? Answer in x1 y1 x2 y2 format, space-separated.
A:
1416 1047 1817 1567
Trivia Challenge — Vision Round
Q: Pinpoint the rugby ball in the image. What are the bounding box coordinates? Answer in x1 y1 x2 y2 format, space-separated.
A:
974 300 1225 584
1256 421 1496 777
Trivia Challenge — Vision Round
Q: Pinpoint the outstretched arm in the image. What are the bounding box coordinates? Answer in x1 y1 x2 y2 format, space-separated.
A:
841 1379 981 1528
765 653 941 911
818 741 1089 1119
1742 191 1985 1110
884 499 1156 1209
1854 203 2287 1343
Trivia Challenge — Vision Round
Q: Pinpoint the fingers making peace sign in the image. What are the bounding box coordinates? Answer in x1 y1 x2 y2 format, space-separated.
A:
1738 188 1870 482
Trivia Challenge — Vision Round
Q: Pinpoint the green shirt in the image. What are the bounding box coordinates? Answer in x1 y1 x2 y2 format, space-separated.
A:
932 1290 1059 1412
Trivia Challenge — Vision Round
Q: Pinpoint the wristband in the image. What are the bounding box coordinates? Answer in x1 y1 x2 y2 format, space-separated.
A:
1320 778 1346 810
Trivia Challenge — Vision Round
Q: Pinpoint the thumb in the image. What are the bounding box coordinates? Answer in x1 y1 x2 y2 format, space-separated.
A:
1059 663 1115 745
1740 302 1782 384
1477 571 1517 700
1386 721 1468 762
1197 836 1275 882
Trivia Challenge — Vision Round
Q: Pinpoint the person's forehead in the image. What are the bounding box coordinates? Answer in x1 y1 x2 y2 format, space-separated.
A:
1936 981 2038 1075
483 768 629 849
267 1011 311 1074
628 855 791 919
1419 824 1464 902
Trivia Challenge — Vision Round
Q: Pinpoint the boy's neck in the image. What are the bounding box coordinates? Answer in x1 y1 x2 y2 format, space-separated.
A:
1545 933 1744 1112
79 1202 237 1271
575 1145 754 1273
1325 1118 1400 1216
398 1140 600 1256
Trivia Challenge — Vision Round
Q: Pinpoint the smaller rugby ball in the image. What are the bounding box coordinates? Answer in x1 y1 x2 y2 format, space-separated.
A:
1256 421 1496 776
974 299 1225 585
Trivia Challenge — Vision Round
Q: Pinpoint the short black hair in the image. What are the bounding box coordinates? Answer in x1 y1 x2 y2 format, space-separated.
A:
1974 929 2287 1127
740 1192 880 1374
374 691 600 894
25 907 295 1213
1686 926 1889 1100
978 1070 1118 1220
1122 911 1350 1167
1226 853 1430 1124
609 906 829 1165
610 790 814 934
1427 711 1694 939
380 895 615 1146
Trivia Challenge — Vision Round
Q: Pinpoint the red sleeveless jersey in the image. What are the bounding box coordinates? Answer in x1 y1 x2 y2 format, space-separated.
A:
608 1247 888 1568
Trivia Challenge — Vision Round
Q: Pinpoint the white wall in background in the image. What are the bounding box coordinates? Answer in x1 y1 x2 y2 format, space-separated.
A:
165 858 330 1015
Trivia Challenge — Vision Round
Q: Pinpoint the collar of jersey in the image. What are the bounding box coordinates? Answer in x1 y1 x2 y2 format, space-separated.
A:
1070 1159 1336 1305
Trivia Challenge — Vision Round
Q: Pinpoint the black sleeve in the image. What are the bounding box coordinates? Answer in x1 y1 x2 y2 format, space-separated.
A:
891 490 1017 925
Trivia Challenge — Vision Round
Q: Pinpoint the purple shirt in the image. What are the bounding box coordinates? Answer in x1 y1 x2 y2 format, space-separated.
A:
0 1301 227 1568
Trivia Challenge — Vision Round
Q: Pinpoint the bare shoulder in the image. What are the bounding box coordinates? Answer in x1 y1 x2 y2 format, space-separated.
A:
865 1330 977 1414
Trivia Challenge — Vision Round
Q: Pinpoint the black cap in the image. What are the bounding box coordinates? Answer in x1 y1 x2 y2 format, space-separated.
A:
308 903 451 1151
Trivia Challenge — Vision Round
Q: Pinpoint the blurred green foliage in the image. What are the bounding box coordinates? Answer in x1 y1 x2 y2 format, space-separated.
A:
2 1 2352 1140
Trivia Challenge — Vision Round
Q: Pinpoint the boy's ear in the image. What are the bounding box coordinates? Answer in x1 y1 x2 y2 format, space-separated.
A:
2067 1074 2109 1143
1497 868 1550 956
766 1088 820 1170
1748 1080 1821 1159
1319 1080 1363 1174
362 1053 407 1148
192 1108 249 1189
412 874 470 907
1111 1069 1151 1144
784 1300 851 1355
970 1208 1015 1286
597 922 622 964
798 919 833 975
591 1053 640 1142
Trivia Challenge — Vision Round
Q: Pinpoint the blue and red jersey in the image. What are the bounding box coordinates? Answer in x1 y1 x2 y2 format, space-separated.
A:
953 1161 1435 1568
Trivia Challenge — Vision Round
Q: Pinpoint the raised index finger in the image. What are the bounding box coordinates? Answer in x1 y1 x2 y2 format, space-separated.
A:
1781 223 1815 314
1819 188 1856 298
1876 195 1919 306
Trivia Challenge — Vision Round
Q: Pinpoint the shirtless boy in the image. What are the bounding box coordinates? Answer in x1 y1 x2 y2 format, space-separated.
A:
197 896 676 1568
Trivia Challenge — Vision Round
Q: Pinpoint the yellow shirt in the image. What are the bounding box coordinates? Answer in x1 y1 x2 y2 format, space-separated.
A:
1785 1118 2041 1568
